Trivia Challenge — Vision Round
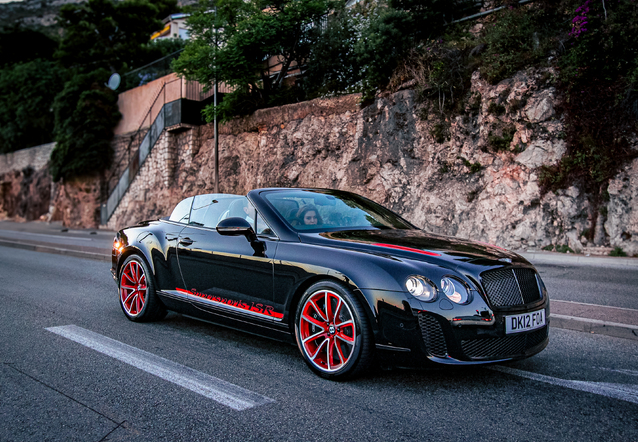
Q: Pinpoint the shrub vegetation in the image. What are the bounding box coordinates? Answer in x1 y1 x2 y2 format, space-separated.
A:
0 0 181 183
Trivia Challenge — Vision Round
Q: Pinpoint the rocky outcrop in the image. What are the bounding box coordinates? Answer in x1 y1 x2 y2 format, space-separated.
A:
48 175 103 229
105 67 637 255
0 167 51 221
606 158 638 256
0 143 54 221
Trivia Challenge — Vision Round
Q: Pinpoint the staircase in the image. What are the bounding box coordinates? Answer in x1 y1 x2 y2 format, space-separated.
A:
101 76 221 225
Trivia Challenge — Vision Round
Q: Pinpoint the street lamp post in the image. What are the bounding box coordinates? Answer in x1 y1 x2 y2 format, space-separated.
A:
213 5 219 193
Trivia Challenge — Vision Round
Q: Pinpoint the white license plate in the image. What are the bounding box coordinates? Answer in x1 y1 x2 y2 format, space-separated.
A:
505 309 546 334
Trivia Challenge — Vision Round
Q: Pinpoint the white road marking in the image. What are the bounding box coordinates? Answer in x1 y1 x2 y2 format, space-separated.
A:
551 314 638 330
46 325 274 411
552 299 638 312
489 365 638 405
0 230 94 241
599 367 638 377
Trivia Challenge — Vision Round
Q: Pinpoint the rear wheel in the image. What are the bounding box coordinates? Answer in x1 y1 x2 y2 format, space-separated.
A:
294 280 373 380
119 255 166 322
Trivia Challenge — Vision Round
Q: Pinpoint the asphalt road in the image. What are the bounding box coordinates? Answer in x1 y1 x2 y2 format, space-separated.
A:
536 263 638 310
1 246 637 442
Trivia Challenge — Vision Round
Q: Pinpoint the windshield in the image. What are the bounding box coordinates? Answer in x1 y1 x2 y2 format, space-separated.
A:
264 189 415 232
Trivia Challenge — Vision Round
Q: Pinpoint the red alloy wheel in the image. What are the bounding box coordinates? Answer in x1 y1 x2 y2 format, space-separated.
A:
120 260 147 316
299 290 357 372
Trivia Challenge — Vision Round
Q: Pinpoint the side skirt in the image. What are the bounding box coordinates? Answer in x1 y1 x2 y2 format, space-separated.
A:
157 291 293 343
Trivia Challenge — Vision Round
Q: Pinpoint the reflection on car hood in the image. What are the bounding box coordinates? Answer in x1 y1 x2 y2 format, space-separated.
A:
306 229 528 267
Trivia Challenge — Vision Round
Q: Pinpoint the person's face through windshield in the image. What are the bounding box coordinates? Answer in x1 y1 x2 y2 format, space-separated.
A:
303 210 318 225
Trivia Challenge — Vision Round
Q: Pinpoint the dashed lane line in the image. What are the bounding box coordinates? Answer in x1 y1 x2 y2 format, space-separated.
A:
46 325 275 411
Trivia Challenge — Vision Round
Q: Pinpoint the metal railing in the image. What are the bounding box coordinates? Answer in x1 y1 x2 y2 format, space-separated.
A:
121 49 184 92
101 76 231 225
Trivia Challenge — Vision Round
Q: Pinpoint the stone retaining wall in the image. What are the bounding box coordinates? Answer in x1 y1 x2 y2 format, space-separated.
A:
0 143 55 175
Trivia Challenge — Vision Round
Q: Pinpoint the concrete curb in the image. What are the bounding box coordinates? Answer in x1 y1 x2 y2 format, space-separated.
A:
0 239 111 262
550 314 638 341
519 251 638 269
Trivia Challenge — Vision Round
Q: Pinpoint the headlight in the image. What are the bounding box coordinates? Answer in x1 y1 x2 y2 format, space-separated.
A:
405 276 437 302
441 277 471 304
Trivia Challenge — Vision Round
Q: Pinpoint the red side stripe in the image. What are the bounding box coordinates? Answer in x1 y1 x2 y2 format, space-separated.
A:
372 243 441 257
175 287 284 319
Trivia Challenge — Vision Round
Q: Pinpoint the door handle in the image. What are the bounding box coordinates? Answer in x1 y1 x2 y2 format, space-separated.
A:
179 237 193 246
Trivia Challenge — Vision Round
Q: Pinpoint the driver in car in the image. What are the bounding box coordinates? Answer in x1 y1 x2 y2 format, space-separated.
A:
295 205 322 226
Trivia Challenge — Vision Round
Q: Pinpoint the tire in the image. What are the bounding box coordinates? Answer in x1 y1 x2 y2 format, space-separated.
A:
294 280 373 380
118 255 167 322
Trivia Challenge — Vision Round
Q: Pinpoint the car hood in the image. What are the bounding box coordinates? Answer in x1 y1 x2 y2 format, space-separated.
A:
301 229 530 269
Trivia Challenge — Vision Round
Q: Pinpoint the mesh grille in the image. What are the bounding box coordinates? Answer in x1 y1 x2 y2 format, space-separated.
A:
514 268 542 304
526 326 549 348
481 269 523 307
418 313 448 357
461 327 548 359
481 268 541 308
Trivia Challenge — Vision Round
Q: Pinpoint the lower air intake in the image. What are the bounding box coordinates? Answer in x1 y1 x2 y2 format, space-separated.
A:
461 327 548 359
418 313 448 358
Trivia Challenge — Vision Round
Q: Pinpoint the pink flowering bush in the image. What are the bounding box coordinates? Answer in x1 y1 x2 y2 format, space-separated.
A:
569 0 590 37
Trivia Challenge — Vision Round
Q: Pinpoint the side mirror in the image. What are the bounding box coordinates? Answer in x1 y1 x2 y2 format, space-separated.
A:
216 217 257 242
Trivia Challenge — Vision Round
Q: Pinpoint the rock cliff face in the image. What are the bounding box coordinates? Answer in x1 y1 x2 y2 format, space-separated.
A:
0 166 51 221
105 67 638 255
0 144 54 221
606 160 638 255
48 176 102 228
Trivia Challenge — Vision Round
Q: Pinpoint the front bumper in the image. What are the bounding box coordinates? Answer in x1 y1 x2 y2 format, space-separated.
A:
373 295 549 366
415 308 549 363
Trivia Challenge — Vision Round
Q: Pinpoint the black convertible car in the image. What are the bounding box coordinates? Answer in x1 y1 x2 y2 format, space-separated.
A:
111 188 549 379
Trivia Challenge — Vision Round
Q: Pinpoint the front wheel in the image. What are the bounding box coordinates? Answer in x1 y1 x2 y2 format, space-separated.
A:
294 281 373 380
119 255 166 322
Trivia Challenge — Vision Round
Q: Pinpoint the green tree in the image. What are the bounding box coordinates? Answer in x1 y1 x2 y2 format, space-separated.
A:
51 0 180 181
173 0 339 121
0 59 65 153
49 70 121 181
304 0 464 100
302 2 362 98
357 0 461 95
55 0 179 74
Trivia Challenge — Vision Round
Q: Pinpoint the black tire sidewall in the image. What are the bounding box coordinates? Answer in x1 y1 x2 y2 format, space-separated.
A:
294 280 370 380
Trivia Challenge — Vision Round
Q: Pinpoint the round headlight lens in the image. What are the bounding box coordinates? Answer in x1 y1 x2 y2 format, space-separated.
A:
441 277 470 304
405 276 437 302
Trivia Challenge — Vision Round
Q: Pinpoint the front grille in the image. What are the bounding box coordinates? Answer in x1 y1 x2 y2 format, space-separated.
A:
461 327 548 359
418 313 448 357
481 268 541 308
515 268 541 304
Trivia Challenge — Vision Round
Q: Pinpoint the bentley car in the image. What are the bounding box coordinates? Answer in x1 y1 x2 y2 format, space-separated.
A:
111 188 549 379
